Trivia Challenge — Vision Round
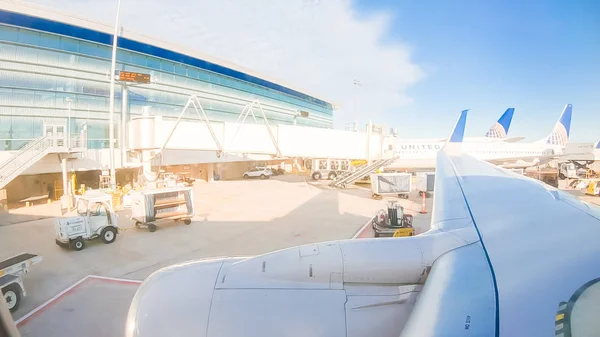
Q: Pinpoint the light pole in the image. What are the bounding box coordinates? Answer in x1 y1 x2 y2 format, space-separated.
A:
65 97 73 149
352 79 361 116
108 0 122 190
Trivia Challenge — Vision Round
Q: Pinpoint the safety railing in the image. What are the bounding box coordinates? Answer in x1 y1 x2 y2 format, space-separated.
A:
0 133 89 190
0 136 53 190
330 156 399 189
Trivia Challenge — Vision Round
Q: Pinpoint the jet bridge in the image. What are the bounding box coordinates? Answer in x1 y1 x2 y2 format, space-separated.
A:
127 96 397 169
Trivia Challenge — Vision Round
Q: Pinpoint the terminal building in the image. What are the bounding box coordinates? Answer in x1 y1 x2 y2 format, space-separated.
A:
0 1 394 205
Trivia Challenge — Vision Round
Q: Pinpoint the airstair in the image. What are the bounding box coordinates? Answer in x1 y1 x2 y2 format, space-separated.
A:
0 135 85 190
0 136 53 190
329 156 398 189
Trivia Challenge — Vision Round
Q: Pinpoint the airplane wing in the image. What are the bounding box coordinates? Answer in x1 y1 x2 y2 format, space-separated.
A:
401 146 600 336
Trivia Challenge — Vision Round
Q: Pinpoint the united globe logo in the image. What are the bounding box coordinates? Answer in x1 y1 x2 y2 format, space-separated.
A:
485 122 507 138
547 123 568 146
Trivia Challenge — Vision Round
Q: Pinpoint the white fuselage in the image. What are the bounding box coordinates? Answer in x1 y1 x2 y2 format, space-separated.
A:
391 141 563 170
559 143 600 162
399 136 516 144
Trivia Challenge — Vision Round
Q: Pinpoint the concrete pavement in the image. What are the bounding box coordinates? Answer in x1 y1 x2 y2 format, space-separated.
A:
2 174 408 324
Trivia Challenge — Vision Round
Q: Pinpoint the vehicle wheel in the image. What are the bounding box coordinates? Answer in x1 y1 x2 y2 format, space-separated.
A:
71 237 85 251
328 172 337 180
374 232 380 238
3 284 21 313
243 174 249 179
101 227 117 244
312 172 322 180
260 174 267 179
183 219 191 225
148 223 157 232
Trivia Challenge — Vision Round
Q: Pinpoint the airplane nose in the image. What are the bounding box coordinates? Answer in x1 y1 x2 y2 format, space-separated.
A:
125 258 227 337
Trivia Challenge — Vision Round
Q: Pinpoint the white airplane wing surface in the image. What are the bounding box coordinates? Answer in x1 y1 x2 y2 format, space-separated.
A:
401 148 600 336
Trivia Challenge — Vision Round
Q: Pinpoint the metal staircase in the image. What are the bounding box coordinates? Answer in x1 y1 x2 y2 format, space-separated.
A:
0 136 53 190
330 163 367 185
329 156 398 189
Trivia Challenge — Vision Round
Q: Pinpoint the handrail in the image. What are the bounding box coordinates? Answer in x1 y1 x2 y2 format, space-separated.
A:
0 136 48 172
330 156 398 188
0 133 88 190
0 137 53 190
329 164 367 186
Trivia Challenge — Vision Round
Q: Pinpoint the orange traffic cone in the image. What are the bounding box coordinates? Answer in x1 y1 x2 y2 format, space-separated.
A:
419 192 427 214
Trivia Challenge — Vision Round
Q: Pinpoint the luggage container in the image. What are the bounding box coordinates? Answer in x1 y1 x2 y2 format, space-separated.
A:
416 172 435 197
131 186 194 232
370 173 412 199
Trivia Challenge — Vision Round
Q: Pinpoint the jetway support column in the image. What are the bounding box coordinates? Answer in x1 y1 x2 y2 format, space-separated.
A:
141 151 153 181
61 156 68 198
207 164 214 182
59 154 72 212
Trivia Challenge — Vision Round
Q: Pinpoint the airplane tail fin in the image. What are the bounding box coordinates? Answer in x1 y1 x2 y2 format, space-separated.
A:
596 141 600 149
443 109 468 153
545 104 572 146
485 108 514 138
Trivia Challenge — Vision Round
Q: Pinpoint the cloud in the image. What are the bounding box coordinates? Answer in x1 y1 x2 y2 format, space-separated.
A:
26 0 423 126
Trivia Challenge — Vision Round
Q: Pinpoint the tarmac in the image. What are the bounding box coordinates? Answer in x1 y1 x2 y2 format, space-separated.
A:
4 175 597 337
1 174 432 337
16 276 141 337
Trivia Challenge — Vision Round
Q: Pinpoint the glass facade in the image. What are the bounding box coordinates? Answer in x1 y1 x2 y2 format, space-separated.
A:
0 11 334 151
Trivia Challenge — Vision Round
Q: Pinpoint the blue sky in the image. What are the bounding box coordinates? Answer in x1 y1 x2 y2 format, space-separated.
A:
29 0 599 142
353 0 600 142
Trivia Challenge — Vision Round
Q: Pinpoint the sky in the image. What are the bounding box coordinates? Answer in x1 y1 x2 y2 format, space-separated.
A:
353 0 600 142
26 0 600 142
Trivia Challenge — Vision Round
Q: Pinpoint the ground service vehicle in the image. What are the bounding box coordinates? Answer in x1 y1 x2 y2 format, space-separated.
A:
307 158 351 180
558 162 577 179
270 166 285 176
176 172 195 186
1 253 43 312
371 200 414 237
243 167 273 179
370 173 411 199
54 194 118 251
586 180 600 196
131 187 195 232
416 172 435 197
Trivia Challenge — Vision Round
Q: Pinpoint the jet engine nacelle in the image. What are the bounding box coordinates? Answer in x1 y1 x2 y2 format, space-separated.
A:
126 233 464 337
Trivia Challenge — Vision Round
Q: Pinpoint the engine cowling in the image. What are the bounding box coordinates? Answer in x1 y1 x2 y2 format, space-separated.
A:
126 234 465 337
